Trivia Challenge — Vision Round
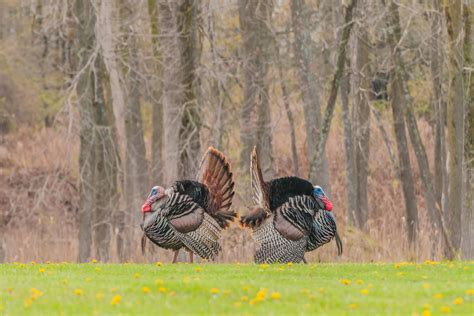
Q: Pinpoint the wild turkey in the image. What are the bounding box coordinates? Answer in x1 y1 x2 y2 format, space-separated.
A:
241 146 342 263
141 147 236 263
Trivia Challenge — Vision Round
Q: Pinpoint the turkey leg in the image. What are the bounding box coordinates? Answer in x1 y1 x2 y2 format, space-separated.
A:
188 251 194 263
172 250 179 264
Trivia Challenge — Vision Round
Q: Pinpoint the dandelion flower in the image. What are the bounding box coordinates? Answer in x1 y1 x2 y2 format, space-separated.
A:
259 264 269 269
24 298 33 307
340 279 351 285
249 298 258 306
95 268 101 272
242 286 250 292
38 268 45 273
453 297 463 305
111 295 121 305
30 288 43 299
91 259 97 263
155 262 163 267
433 293 443 299
360 289 369 295
422 310 431 316
159 287 167 293
440 306 451 313
195 267 202 272
356 279 364 284
241 296 248 302
423 283 430 289
142 287 150 293
210 288 219 294
465 289 474 295
133 273 140 279
287 262 293 267
74 289 83 296
271 292 281 300
96 292 104 300
30 261 36 265
155 279 164 286
255 289 267 301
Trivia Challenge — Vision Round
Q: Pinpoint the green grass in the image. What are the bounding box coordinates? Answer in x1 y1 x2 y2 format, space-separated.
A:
1 261 473 315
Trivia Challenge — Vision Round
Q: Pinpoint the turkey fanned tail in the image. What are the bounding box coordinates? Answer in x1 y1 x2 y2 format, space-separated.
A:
197 147 237 228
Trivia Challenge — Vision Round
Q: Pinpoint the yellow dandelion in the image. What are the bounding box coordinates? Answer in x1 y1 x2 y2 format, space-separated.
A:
61 279 68 284
142 286 150 294
440 306 451 313
210 288 219 294
195 267 202 272
433 293 443 299
30 261 36 265
38 268 45 273
271 292 281 300
422 310 431 316
241 296 248 302
423 283 430 289
155 261 163 267
110 295 121 305
255 289 267 301
74 289 83 296
24 298 33 308
249 298 259 306
287 262 293 267
453 297 463 305
340 279 351 285
159 287 167 293
394 263 401 269
465 289 474 295
96 292 104 300
242 285 250 292
91 259 97 263
95 267 101 272
356 279 364 285
133 273 140 279
30 288 43 299
360 289 369 295
155 279 163 286
463 266 469 271
259 264 269 269
348 303 358 309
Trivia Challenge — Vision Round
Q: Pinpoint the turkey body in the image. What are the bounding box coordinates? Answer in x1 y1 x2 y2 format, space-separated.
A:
141 148 235 261
242 147 342 263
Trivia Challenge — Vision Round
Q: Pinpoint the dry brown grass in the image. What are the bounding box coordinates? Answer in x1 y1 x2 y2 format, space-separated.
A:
0 113 445 263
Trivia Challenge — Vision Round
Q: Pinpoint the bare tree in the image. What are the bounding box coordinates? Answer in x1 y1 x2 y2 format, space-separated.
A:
445 0 465 256
290 0 328 188
238 0 274 177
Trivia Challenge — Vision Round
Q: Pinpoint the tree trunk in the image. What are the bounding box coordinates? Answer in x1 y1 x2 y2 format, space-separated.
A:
178 0 201 179
352 0 369 229
290 0 328 188
93 55 119 262
275 37 299 176
445 0 465 255
462 2 473 259
75 0 96 263
148 0 164 185
158 0 185 186
390 74 419 245
238 0 273 178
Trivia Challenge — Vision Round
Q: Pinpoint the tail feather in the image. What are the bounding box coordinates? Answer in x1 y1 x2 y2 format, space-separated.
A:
251 146 270 211
335 231 343 256
196 147 236 228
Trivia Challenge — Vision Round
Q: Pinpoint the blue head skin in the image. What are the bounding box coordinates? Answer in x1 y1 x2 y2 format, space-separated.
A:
312 185 326 198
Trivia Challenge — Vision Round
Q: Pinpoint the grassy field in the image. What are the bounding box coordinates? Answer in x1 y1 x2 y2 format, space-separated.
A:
0 261 472 315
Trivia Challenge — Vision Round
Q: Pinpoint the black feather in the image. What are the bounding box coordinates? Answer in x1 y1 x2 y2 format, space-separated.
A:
267 177 314 211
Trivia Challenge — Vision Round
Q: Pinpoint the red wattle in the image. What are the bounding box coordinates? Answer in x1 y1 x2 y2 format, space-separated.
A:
320 196 333 211
141 203 151 213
